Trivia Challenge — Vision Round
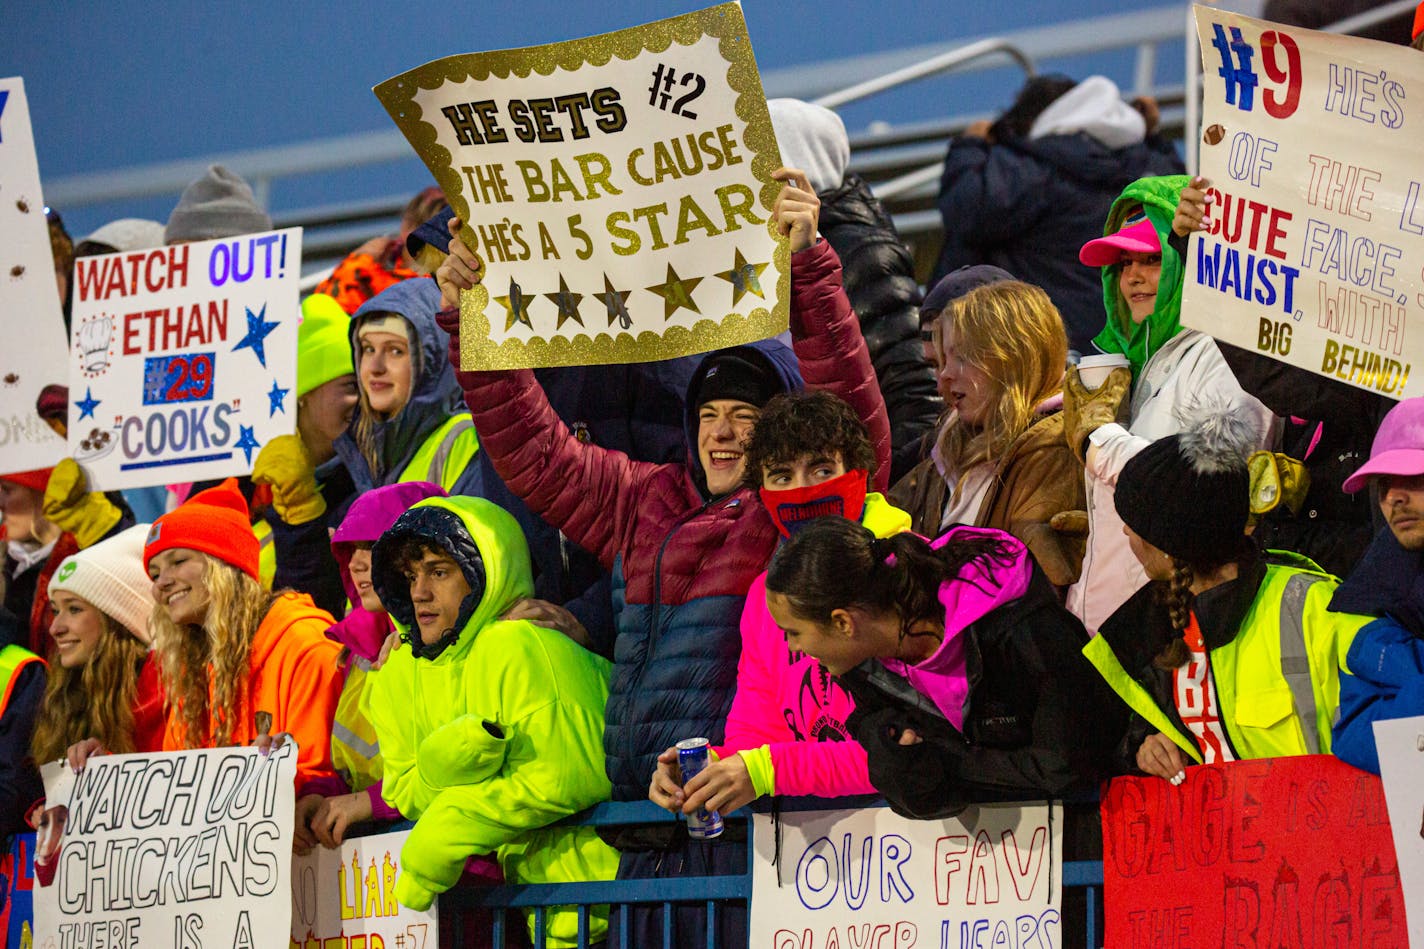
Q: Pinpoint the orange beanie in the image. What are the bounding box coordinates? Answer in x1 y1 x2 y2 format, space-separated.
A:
144 478 260 580
0 468 53 494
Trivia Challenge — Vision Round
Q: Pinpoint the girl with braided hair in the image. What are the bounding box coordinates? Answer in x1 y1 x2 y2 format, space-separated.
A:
1085 409 1370 783
764 516 1120 819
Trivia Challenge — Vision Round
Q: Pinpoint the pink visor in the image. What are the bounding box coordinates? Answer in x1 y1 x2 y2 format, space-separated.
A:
1079 217 1161 267
1343 449 1424 494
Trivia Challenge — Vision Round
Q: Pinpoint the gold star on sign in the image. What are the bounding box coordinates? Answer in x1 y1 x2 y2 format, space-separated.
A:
716 248 769 305
495 277 534 332
595 274 633 330
646 264 703 321
544 274 585 330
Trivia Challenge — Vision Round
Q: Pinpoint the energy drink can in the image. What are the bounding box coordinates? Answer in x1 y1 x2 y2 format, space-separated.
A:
676 737 724 839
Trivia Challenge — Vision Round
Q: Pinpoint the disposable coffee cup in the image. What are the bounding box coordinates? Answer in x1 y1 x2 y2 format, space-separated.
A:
1076 354 1130 389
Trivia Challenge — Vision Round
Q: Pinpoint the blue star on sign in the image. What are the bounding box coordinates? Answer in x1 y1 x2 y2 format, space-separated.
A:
235 424 261 465
75 386 101 421
267 379 290 417
232 304 281 368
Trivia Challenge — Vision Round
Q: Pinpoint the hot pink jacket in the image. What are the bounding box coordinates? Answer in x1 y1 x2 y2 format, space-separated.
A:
715 494 910 797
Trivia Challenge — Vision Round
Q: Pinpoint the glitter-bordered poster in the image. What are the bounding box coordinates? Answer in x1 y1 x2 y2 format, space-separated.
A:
375 2 787 370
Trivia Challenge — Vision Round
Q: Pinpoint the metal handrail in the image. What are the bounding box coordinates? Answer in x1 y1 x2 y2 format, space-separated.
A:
812 38 1035 110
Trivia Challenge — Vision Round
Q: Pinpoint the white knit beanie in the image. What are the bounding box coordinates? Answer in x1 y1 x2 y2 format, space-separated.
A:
48 524 155 643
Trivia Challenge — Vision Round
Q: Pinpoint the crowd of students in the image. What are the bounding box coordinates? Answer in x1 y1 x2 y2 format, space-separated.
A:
3 11 1424 944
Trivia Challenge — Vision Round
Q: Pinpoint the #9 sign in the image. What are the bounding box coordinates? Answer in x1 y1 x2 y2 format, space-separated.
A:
1186 5 1424 398
66 229 302 490
376 2 787 370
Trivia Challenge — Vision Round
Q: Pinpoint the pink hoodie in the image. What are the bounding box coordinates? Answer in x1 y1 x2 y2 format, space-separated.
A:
880 526 1032 728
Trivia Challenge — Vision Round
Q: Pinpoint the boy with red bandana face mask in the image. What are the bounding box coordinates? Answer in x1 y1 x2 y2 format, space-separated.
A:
649 391 910 815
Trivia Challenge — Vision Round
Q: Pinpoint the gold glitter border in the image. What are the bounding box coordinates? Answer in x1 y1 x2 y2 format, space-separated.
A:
374 2 789 370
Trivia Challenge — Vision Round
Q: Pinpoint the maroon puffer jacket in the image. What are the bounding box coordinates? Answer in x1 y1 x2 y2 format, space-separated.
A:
443 239 890 797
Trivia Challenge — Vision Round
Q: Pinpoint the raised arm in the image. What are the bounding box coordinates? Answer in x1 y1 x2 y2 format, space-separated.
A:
774 168 893 492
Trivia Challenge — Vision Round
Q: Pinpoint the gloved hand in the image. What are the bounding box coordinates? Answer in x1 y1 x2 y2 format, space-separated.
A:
1062 365 1132 465
1049 510 1089 536
1248 451 1311 516
43 458 121 549
251 435 324 525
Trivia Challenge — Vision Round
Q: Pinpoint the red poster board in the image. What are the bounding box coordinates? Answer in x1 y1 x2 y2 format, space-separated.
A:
1101 756 1406 947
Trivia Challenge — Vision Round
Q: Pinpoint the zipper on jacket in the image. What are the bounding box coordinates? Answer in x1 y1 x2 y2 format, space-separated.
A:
1201 655 1245 763
625 500 712 766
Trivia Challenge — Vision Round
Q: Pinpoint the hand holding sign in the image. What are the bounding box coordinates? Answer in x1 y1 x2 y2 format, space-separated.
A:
771 167 820 254
437 216 487 309
376 3 787 370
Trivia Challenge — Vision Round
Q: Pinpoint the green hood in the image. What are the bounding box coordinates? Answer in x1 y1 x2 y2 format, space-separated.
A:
371 495 534 661
1090 174 1191 376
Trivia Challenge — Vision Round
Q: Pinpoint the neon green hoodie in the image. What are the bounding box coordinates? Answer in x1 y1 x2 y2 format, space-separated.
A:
1090 174 1192 377
364 495 617 943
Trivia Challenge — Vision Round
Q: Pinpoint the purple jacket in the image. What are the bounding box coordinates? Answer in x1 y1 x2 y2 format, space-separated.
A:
306 481 449 814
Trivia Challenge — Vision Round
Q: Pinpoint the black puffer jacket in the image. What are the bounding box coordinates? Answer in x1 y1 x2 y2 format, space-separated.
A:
840 570 1123 820
932 133 1183 354
819 174 940 483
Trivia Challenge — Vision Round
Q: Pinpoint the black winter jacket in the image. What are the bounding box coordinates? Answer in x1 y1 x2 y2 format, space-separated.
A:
1218 342 1386 578
819 174 940 483
932 132 1183 354
839 570 1122 820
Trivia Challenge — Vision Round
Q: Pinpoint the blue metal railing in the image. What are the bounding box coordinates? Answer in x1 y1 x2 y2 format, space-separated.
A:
437 797 1106 949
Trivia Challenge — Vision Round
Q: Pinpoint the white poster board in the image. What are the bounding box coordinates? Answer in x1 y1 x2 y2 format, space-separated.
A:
1373 715 1424 948
1184 6 1424 398
0 76 69 475
290 829 438 949
65 228 302 490
375 2 786 370
33 744 297 949
750 802 1061 949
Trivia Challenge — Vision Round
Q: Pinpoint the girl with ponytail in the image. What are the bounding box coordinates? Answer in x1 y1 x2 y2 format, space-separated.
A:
1086 409 1369 784
765 517 1120 819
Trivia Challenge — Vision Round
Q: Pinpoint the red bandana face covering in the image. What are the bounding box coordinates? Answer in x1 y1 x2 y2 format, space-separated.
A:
760 468 869 538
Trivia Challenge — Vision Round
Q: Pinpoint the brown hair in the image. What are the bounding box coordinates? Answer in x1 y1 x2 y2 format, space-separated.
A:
742 391 876 488
31 608 148 761
766 517 1017 642
933 281 1067 497
352 313 421 479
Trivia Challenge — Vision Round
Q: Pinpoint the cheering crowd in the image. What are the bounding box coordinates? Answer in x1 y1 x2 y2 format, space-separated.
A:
4 8 1424 945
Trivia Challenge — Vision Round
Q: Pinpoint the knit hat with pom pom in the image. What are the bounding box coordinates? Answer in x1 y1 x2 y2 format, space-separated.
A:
1114 406 1254 566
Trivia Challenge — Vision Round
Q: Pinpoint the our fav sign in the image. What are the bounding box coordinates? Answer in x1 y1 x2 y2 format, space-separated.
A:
750 802 1061 949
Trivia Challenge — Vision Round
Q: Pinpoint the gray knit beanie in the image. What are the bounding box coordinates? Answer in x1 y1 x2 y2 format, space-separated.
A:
164 164 272 244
